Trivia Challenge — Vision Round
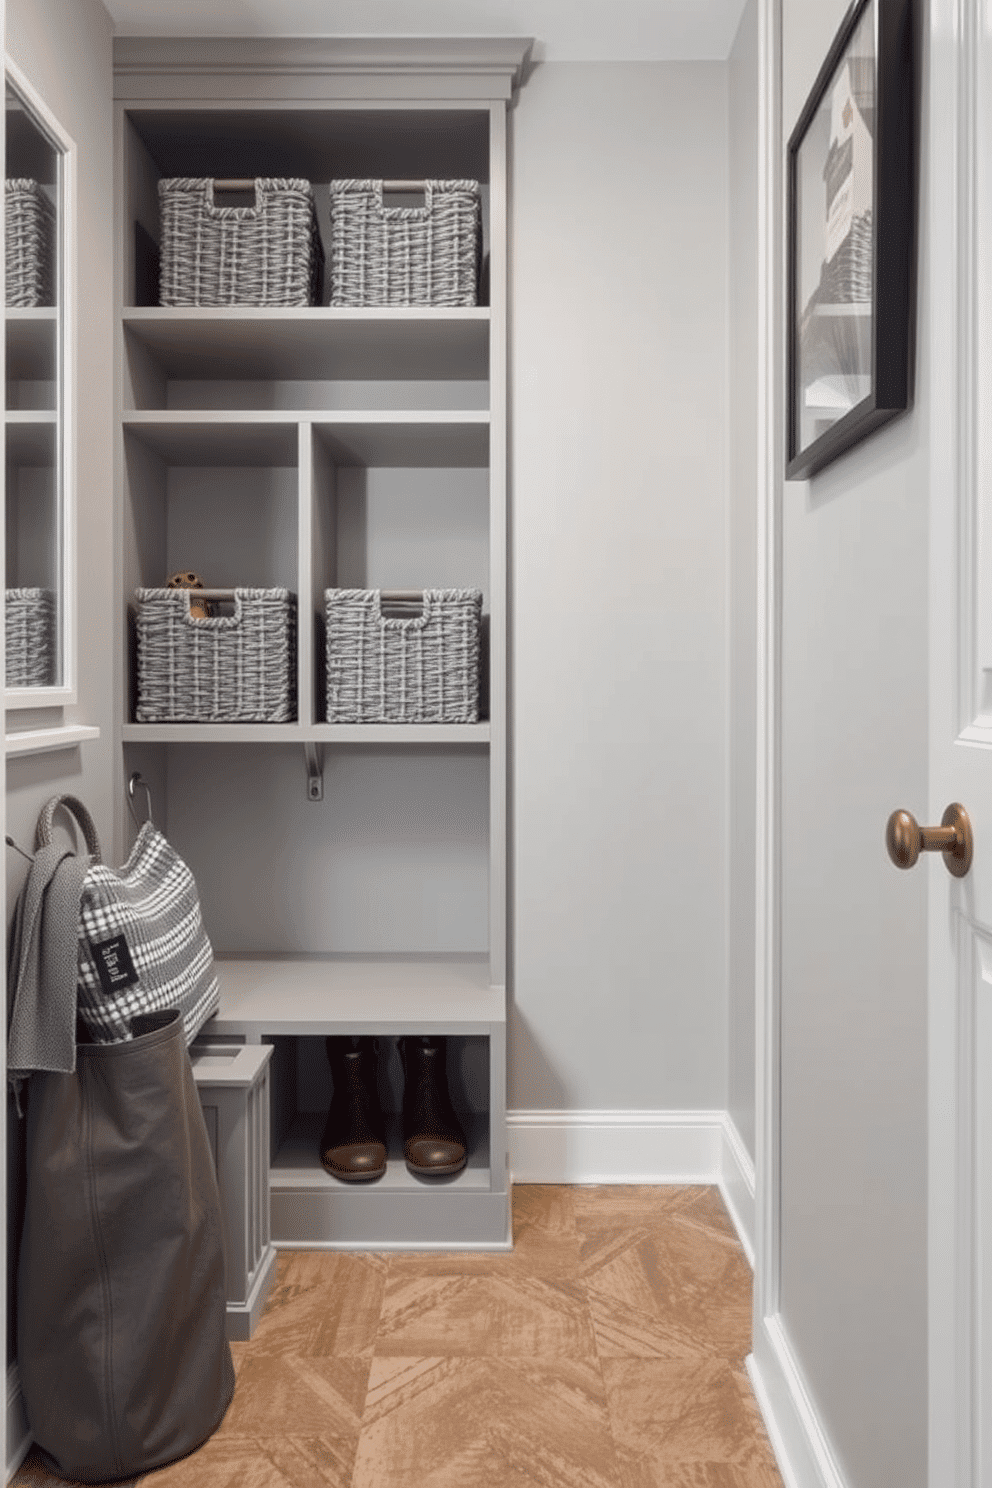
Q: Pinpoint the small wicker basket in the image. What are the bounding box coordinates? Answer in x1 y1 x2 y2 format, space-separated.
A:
328 180 480 307
6 180 56 308
158 178 323 307
135 588 296 723
325 588 481 723
6 588 55 687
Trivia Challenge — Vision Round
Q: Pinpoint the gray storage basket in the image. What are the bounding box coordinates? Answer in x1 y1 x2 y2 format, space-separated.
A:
158 178 322 307
325 588 481 723
328 179 481 307
6 588 55 687
135 587 296 723
6 179 56 308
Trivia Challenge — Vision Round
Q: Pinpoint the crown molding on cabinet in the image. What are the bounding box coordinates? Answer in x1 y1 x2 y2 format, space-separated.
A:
113 36 534 101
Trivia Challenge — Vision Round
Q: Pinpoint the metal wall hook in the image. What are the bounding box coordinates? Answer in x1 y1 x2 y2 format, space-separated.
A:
304 744 324 802
128 773 155 829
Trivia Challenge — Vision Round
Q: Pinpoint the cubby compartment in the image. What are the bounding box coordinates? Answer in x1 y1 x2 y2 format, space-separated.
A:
245 1027 504 1246
121 108 492 312
311 427 490 725
279 1033 491 1184
6 309 57 410
122 423 300 723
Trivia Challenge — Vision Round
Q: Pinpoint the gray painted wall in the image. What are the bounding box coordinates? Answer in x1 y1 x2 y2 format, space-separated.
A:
778 1 929 1483
727 0 759 1161
509 62 731 1112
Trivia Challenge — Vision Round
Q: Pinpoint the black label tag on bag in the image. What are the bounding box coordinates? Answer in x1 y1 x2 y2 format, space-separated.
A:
90 933 139 995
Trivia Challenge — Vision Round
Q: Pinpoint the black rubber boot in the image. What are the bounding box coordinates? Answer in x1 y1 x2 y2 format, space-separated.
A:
400 1036 467 1176
319 1035 387 1182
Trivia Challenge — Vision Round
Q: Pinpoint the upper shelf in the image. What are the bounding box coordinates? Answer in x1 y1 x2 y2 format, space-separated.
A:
122 410 490 467
123 308 490 384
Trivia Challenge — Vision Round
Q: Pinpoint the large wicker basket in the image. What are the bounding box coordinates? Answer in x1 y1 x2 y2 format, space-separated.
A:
5 588 55 687
135 588 296 722
6 180 56 308
325 588 481 723
328 180 480 307
158 178 323 307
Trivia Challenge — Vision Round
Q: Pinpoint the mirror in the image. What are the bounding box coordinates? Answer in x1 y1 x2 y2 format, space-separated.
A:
4 68 70 696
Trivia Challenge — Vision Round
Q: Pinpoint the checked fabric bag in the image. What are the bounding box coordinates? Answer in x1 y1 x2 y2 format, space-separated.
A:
37 794 219 1044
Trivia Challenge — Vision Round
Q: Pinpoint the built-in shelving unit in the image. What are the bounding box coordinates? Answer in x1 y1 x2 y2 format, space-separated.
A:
113 36 529 1249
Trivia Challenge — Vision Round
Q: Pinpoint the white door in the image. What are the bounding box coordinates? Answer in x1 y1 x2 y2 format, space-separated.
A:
926 5 992 1485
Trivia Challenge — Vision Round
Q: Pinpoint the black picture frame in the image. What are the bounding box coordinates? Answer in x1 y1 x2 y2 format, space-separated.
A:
786 0 916 481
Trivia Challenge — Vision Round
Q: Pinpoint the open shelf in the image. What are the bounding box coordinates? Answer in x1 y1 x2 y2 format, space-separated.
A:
122 722 491 744
122 413 300 466
6 411 57 464
314 414 489 467
207 955 502 1036
123 411 489 467
272 1110 492 1190
123 307 490 383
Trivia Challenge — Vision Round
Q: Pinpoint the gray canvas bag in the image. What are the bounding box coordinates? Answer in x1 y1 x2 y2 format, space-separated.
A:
17 1008 235 1482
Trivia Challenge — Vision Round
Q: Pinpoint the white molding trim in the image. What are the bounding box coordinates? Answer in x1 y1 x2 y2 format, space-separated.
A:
720 1113 756 1268
6 1364 30 1484
112 36 533 102
753 0 783 1332
748 1317 851 1488
928 4 984 1486
507 1108 756 1264
508 1108 725 1184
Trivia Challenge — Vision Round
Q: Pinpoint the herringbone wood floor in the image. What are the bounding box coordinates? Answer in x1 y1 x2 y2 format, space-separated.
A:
13 1185 784 1488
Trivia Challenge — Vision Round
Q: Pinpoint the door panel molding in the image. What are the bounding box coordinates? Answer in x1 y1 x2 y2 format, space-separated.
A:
929 1 986 1485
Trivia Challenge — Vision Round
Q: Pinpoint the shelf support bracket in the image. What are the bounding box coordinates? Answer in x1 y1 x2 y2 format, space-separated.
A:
303 743 324 802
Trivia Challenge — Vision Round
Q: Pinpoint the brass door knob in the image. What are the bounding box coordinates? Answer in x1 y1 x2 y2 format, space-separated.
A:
885 803 973 877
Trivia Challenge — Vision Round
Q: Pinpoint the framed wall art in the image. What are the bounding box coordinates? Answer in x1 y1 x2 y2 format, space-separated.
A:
786 0 916 481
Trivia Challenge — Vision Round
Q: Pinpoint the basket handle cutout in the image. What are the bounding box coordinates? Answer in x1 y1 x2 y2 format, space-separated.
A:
179 588 243 628
206 179 260 214
378 180 431 215
376 589 432 628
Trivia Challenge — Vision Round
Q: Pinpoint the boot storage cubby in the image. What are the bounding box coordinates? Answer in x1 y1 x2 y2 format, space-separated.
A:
112 38 528 1248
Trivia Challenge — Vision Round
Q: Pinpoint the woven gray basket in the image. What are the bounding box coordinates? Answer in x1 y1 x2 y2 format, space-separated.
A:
325 588 481 723
328 180 480 307
135 588 296 722
6 588 55 687
158 178 322 307
6 180 56 308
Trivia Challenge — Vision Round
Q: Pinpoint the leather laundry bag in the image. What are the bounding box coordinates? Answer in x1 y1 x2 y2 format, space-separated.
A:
17 1009 235 1482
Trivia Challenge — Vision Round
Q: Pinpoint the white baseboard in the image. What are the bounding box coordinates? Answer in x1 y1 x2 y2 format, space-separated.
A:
6 1363 31 1484
719 1114 755 1267
747 1315 850 1488
507 1108 756 1265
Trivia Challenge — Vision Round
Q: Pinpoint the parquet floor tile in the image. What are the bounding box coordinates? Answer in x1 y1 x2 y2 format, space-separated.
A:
352 1356 622 1488
13 1184 783 1488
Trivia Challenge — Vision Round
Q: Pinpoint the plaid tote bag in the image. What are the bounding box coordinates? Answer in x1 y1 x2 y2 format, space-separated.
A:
36 795 219 1044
